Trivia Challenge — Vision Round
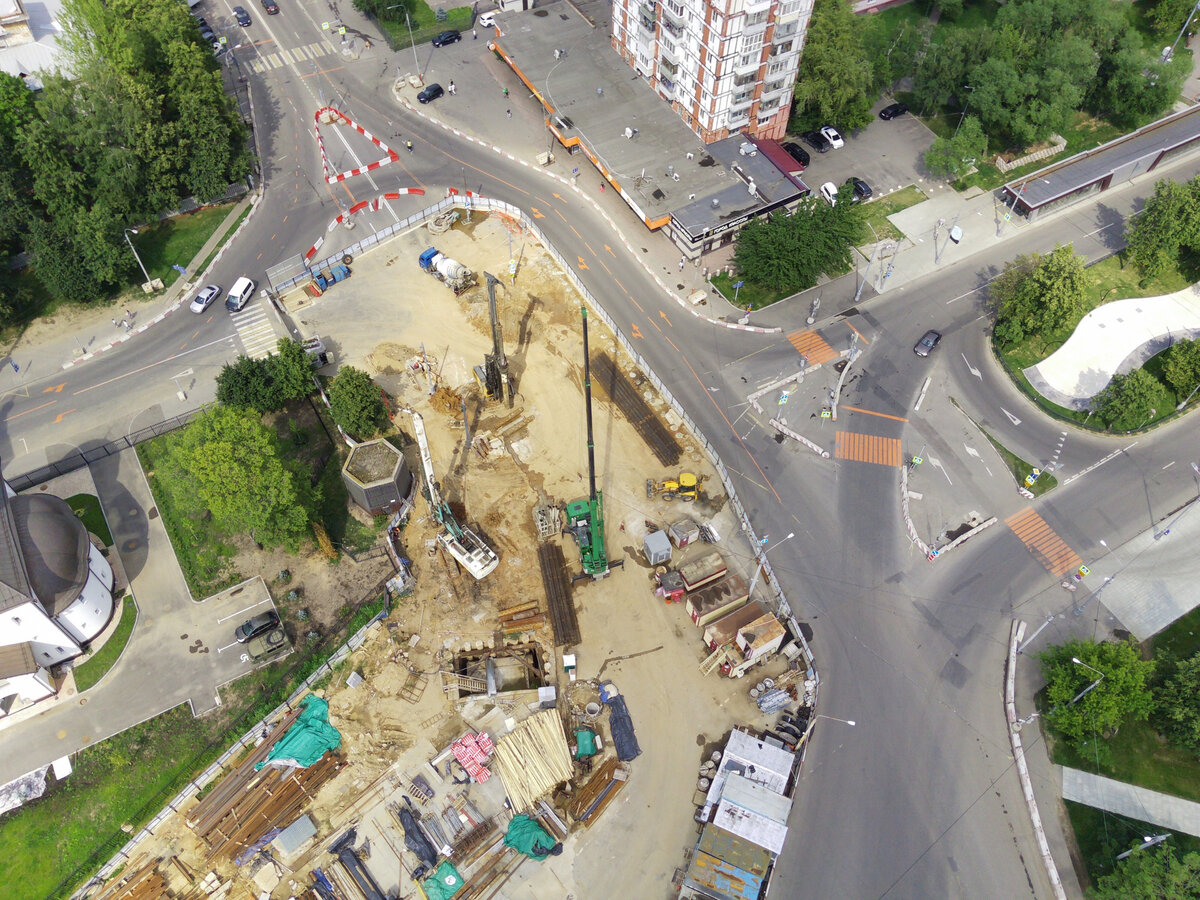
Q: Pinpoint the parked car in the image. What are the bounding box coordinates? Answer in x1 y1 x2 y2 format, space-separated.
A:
845 177 872 202
781 141 810 169
477 11 497 28
261 0 279 13
189 284 221 314
247 627 289 662
195 17 215 40
233 6 252 26
913 330 942 357
417 83 444 104
879 102 909 120
235 609 280 643
801 130 832 153
819 181 838 206
225 275 256 312
820 126 844 149
432 29 461 46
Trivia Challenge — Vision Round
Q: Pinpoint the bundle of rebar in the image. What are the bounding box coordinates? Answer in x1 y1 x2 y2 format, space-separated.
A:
497 600 544 634
490 710 574 813
188 751 344 859
92 856 166 900
569 757 627 826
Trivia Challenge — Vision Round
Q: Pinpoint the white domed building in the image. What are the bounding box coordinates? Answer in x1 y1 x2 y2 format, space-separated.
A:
0 480 114 715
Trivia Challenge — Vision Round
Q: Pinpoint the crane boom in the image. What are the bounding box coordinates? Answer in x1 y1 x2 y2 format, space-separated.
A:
482 273 512 407
565 306 608 577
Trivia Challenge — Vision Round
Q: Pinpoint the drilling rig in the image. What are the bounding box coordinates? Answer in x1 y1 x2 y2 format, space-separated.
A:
564 306 609 578
408 409 499 580
472 272 512 407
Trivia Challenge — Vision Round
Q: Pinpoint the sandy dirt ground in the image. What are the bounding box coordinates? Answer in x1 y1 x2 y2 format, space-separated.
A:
108 212 790 900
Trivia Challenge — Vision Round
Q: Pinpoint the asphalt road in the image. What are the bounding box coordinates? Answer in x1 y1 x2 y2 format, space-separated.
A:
7 3 1200 897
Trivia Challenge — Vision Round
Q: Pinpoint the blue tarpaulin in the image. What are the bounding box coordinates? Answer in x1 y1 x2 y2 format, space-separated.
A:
603 693 641 761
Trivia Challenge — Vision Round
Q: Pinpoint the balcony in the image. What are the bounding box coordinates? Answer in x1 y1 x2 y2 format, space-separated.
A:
659 57 679 77
662 16 684 39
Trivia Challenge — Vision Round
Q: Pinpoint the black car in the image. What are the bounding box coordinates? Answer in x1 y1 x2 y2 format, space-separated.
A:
800 130 832 153
197 21 215 41
233 6 251 26
781 141 810 169
845 177 873 202
432 30 461 47
235 609 280 643
261 0 279 13
879 102 909 120
914 330 942 357
417 83 444 104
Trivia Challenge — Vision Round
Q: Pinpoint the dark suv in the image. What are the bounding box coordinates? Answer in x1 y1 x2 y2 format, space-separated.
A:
801 130 832 153
417 83 444 104
781 142 810 169
432 30 461 46
235 609 280 643
845 177 872 202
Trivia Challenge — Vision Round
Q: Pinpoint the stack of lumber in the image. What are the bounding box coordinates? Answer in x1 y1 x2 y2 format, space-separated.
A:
490 710 574 812
498 600 544 634
455 846 525 899
569 758 628 826
186 732 344 859
92 856 167 900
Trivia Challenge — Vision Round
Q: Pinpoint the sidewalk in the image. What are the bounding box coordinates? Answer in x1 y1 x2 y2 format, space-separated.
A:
1063 768 1200 839
3 191 257 383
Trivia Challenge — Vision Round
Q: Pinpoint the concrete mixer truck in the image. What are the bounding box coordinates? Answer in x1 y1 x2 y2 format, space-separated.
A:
418 246 477 295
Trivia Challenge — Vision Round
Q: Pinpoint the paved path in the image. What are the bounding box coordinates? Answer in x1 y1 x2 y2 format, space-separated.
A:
1063 768 1200 838
1025 287 1200 408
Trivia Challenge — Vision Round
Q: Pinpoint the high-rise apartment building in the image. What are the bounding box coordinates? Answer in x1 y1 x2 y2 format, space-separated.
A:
610 0 813 144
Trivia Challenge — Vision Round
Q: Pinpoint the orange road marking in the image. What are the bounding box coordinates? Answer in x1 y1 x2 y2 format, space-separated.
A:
282 215 288 224
531 207 545 218
632 324 643 339
5 400 56 421
1004 508 1082 577
840 405 908 423
577 256 589 270
845 322 871 345
834 432 902 467
53 409 76 423
605 245 616 257
42 383 66 394
659 310 672 327
584 241 596 257
787 329 838 364
271 233 277 241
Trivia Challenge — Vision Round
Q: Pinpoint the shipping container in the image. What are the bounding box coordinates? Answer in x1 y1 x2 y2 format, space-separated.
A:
680 551 727 593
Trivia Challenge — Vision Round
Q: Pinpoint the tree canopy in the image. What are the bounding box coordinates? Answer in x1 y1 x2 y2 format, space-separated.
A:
991 245 1088 347
733 192 866 295
158 406 313 550
1125 177 1200 285
790 0 874 132
1090 846 1200 899
914 0 1186 148
1039 638 1155 753
1162 339 1200 399
1092 369 1165 430
329 367 388 440
1153 650 1200 756
0 0 250 310
924 116 987 180
216 340 317 413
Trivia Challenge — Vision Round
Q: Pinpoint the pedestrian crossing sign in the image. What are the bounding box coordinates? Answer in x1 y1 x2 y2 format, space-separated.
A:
779 391 789 406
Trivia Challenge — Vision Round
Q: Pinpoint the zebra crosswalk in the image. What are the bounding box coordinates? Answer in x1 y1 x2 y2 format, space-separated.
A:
248 42 333 74
229 302 279 360
1004 507 1082 577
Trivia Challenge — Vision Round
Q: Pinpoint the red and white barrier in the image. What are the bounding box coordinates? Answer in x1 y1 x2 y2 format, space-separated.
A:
304 189 427 260
313 106 400 184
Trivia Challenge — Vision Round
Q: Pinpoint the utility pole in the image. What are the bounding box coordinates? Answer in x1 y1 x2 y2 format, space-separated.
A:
123 228 152 287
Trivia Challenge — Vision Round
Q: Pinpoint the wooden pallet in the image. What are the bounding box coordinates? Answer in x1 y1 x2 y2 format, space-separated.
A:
400 670 428 703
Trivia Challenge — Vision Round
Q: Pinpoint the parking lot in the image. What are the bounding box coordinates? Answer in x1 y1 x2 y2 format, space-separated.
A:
792 102 942 204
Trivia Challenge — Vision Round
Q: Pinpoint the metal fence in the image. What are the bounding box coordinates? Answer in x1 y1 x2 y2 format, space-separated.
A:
8 409 206 493
365 9 477 55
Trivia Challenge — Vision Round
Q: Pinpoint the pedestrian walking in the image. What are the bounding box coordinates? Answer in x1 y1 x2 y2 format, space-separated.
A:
406 140 413 153
125 307 133 320
473 29 477 40
600 182 605 193
111 318 119 328
123 320 132 333
678 256 685 272
502 87 508 97
448 81 456 95
506 109 511 118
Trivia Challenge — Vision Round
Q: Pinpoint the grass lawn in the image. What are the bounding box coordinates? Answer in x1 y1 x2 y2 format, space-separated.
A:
194 202 252 276
1065 799 1200 889
376 1 474 49
65 493 114 546
73 595 135 693
710 271 788 311
975 424 1058 496
862 185 928 242
1150 605 1200 662
133 203 235 289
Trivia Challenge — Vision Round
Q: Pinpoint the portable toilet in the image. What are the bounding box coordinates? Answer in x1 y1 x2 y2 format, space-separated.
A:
644 530 672 565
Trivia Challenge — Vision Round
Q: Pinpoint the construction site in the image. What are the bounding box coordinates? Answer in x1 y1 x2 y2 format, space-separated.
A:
89 206 816 900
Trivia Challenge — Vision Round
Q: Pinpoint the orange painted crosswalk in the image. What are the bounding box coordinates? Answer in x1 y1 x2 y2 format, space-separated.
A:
834 431 902 467
787 330 838 364
1004 507 1082 576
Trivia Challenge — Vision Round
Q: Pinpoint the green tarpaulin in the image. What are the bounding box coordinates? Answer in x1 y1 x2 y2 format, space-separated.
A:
504 814 559 860
422 861 464 899
255 695 341 770
574 728 597 758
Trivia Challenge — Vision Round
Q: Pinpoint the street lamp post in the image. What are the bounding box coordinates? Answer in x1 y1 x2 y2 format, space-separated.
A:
797 713 856 749
953 84 974 139
123 228 152 287
747 531 795 598
386 5 420 77
1070 657 1106 705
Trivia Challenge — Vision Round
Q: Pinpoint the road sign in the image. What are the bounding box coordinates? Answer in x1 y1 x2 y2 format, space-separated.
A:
1078 564 1090 577
911 456 924 466
1024 467 1042 486
339 26 346 34
9 360 17 373
779 391 789 406
733 280 745 288
322 21 330 29
820 408 831 419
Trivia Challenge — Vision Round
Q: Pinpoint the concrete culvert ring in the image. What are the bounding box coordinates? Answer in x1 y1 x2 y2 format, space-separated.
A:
342 254 353 265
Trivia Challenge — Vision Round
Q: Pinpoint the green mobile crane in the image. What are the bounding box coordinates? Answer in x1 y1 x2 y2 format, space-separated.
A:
565 306 609 578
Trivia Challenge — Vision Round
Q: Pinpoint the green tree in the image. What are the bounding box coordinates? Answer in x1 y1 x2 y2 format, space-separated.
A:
913 28 977 116
923 116 988 180
935 0 963 21
215 356 284 413
1150 0 1198 37
1153 651 1200 754
1090 846 1200 899
790 0 874 132
271 338 317 402
329 367 388 439
733 196 865 295
1162 339 1200 398
864 19 931 94
1091 32 1188 130
991 246 1086 346
1039 638 1155 753
1092 369 1164 429
163 405 312 550
1125 178 1200 284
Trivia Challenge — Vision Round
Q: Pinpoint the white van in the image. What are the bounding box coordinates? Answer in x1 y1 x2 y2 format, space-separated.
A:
225 276 256 312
